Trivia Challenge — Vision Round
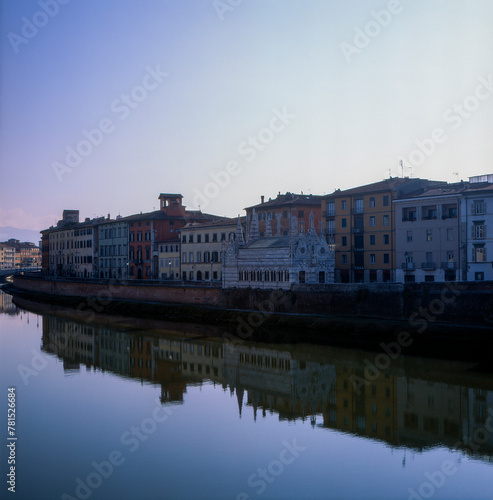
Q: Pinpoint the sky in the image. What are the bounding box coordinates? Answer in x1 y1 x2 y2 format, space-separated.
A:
1 0 492 234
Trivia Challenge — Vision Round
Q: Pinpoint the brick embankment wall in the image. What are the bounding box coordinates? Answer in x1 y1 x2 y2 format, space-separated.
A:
11 275 493 327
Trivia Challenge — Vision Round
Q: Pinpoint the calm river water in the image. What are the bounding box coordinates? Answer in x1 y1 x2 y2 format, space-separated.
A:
1 289 492 500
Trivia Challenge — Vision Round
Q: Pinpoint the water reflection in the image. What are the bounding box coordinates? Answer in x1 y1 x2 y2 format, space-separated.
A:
29 299 493 466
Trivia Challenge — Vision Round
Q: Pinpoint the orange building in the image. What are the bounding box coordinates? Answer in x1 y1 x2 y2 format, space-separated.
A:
322 178 445 282
245 192 324 238
122 193 215 279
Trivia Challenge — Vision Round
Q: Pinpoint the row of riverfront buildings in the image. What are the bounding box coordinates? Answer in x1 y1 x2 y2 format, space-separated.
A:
0 239 41 270
40 173 493 285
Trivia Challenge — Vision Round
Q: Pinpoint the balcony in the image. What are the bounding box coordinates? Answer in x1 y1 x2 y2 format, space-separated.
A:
326 227 335 235
421 262 436 270
353 207 364 214
401 262 415 270
441 262 457 270
353 247 364 252
326 210 335 218
352 227 364 233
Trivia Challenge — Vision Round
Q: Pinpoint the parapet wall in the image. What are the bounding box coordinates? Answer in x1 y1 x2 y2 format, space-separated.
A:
12 275 493 327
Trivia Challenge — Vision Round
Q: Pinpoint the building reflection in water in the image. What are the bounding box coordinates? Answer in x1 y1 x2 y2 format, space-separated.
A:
40 314 493 463
0 290 19 316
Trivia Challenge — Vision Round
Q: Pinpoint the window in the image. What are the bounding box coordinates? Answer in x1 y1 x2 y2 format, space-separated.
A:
197 252 201 263
221 233 226 241
369 216 375 226
197 234 201 243
318 271 325 283
327 202 335 216
383 234 389 245
341 200 347 210
473 246 486 262
370 235 375 245
475 272 485 280
189 252 193 263
342 254 347 264
354 199 363 213
341 218 347 228
189 234 194 243
407 231 413 242
182 235 186 243
426 230 433 241
472 200 486 215
473 223 486 239
447 228 454 241
383 253 389 264
383 195 389 206
370 254 376 264
182 253 187 263
212 233 217 242
447 251 454 262
369 197 375 207
383 215 389 226
298 210 304 218
341 236 347 246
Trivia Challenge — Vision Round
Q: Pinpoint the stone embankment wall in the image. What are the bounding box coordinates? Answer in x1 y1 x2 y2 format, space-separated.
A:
12 275 493 327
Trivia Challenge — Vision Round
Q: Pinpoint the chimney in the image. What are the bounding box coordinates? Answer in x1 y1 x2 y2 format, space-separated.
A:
107 213 110 220
261 195 265 204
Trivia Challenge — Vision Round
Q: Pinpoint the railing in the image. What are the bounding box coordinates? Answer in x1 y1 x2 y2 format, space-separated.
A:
441 262 457 270
401 262 415 270
421 262 436 270
352 227 364 233
353 207 364 214
326 210 335 217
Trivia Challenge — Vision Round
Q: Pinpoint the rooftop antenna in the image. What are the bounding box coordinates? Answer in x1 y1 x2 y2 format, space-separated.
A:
408 165 414 178
400 159 404 178
388 168 392 178
453 172 459 182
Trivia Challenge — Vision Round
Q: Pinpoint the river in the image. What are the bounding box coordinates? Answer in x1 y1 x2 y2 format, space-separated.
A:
0 289 492 499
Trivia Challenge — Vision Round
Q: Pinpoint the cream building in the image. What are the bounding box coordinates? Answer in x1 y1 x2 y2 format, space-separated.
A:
180 218 239 282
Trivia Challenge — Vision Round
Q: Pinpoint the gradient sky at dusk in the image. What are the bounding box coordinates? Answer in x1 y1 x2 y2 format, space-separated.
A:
1 0 492 233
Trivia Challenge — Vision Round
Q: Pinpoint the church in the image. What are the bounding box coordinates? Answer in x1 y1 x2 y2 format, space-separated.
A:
222 210 335 289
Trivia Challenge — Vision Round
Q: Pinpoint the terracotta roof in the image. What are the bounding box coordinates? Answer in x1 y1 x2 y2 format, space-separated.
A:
324 178 446 197
245 193 323 211
182 216 245 230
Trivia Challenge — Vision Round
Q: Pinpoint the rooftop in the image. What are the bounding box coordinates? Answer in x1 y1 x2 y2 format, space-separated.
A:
245 192 323 211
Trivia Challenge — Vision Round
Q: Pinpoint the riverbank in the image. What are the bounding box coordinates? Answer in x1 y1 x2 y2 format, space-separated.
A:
5 275 493 360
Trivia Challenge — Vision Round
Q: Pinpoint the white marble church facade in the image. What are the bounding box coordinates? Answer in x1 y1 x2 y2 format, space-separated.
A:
222 211 335 289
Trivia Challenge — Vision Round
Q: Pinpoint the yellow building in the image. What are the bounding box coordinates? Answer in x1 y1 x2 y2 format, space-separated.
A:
158 240 180 280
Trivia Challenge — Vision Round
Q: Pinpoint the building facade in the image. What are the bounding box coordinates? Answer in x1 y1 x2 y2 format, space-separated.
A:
158 240 180 280
245 192 324 238
322 178 446 283
180 218 238 282
223 213 334 289
461 180 493 281
42 210 103 277
97 218 129 279
0 243 16 269
395 189 462 283
123 193 215 280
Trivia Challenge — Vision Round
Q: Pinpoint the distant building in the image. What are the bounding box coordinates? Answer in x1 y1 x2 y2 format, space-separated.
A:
223 212 334 289
41 210 104 277
245 192 324 238
0 242 16 269
322 177 446 283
